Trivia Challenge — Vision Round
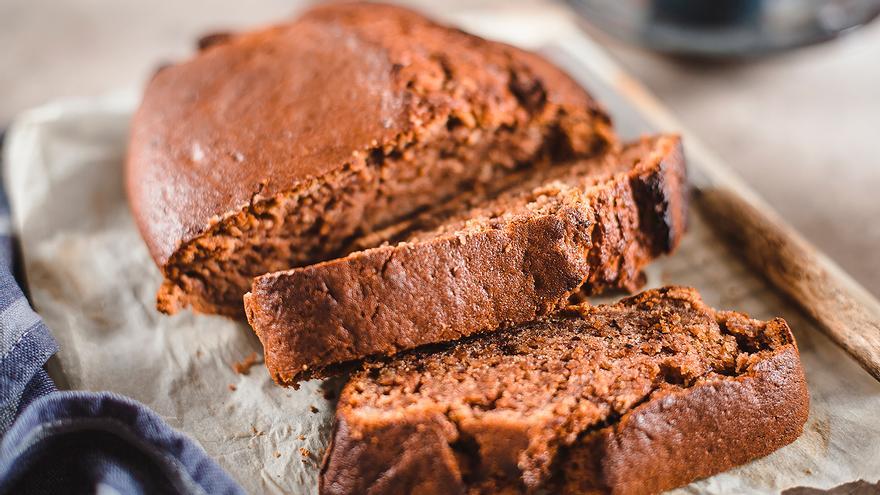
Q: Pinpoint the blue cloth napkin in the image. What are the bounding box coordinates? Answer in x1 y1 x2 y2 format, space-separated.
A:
0 132 245 494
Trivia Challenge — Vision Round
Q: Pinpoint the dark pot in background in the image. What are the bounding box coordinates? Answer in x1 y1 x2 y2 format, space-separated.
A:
568 0 880 57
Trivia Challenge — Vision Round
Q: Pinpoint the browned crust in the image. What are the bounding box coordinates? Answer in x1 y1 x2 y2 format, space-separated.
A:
557 345 809 494
319 313 809 495
320 412 465 495
125 2 615 317
244 135 687 386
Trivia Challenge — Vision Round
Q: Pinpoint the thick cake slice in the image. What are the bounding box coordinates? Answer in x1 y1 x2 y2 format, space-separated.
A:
245 135 687 385
126 2 615 317
320 286 809 495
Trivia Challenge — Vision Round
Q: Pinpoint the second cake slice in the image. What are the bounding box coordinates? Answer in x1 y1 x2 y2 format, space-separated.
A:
245 135 687 385
320 286 809 494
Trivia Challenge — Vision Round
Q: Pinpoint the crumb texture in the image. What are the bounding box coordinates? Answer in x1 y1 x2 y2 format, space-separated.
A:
245 135 687 385
126 2 615 316
320 286 809 495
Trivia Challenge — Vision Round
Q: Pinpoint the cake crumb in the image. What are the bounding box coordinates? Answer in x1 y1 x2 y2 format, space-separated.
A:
274 451 281 458
310 405 319 414
228 383 237 392
300 447 311 458
232 352 261 375
298 434 306 441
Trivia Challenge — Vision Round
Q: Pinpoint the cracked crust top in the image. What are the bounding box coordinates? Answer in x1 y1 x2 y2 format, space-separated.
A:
319 286 809 494
126 1 607 269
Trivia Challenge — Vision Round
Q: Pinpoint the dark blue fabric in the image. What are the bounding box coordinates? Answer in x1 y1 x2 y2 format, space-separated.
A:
0 393 243 495
0 131 245 494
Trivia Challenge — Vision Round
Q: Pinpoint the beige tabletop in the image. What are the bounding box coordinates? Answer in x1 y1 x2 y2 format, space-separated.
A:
3 0 878 295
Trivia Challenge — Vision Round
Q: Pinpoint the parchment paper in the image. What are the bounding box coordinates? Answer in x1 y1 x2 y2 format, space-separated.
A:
4 5 879 494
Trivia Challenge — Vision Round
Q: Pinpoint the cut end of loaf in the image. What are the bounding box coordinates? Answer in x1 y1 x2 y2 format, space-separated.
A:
319 286 809 495
130 2 619 318
155 109 613 318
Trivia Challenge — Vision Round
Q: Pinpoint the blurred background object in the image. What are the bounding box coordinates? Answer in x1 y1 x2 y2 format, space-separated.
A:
569 0 880 57
1 0 878 297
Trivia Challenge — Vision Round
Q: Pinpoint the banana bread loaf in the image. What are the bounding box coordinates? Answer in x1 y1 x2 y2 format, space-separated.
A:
126 2 615 317
320 286 809 495
245 135 687 386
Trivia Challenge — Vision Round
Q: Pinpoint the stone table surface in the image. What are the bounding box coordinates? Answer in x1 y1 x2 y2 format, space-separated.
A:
2 0 878 295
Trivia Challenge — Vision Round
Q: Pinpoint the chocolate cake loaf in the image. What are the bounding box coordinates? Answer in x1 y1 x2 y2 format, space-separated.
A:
246 135 687 386
320 286 809 495
126 2 616 317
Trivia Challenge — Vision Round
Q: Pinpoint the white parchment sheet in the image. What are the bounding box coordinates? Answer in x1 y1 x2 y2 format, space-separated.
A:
4 7 879 494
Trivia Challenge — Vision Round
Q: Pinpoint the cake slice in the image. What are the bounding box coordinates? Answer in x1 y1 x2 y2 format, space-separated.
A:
126 2 616 317
245 135 687 385
320 286 809 495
